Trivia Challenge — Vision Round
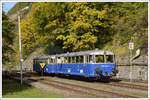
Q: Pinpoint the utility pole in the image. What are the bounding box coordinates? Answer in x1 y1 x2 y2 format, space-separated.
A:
17 6 29 85
18 11 23 85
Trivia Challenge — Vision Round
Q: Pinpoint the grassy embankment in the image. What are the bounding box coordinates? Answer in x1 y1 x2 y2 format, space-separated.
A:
3 77 62 98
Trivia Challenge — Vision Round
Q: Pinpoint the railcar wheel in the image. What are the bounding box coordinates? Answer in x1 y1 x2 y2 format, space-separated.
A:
99 77 110 83
86 77 95 82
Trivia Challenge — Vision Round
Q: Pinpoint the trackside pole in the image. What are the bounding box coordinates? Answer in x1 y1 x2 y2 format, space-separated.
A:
129 42 133 82
18 12 23 85
129 58 132 82
17 6 29 85
40 63 45 76
130 49 132 82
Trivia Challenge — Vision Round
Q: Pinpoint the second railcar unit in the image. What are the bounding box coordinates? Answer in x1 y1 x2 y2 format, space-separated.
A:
33 49 118 78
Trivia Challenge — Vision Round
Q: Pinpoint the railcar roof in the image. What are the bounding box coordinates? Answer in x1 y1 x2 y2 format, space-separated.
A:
33 49 114 60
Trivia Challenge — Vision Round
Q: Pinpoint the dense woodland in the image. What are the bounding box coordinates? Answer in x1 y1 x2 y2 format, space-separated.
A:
2 11 16 64
2 2 148 66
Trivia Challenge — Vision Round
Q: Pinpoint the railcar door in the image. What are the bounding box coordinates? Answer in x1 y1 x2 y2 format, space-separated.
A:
56 57 62 74
60 57 64 73
75 56 81 75
77 55 88 76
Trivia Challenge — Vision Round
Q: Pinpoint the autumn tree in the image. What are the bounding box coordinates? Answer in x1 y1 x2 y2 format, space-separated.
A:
18 2 147 57
2 11 16 64
56 2 112 51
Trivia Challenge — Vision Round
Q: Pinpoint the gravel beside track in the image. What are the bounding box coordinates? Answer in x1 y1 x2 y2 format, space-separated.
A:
29 77 137 98
98 81 147 91
113 78 148 84
42 76 147 98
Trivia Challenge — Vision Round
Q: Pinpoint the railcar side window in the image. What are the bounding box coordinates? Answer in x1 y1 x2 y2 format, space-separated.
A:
54 58 56 64
49 58 53 64
36 60 38 64
72 56 76 63
89 55 93 63
76 56 79 63
106 55 114 63
52 59 55 64
61 57 64 64
57 57 61 64
45 59 48 64
79 56 84 63
38 60 40 64
49 59 53 64
84 55 88 64
68 57 71 64
48 59 50 64
95 55 104 63
43 59 47 64
64 57 68 64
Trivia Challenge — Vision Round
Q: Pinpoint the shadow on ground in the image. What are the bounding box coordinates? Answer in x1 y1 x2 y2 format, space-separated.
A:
42 73 122 83
2 74 32 96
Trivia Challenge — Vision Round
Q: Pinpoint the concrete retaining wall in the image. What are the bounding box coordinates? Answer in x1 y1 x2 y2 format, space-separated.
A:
116 65 148 80
115 55 148 80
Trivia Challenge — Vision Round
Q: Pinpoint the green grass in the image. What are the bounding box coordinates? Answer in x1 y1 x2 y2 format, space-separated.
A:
3 78 62 98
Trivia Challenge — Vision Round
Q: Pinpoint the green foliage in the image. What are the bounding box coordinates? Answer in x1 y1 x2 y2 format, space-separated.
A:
21 7 40 58
21 3 65 56
56 2 112 51
2 11 16 64
3 78 62 98
113 3 148 45
22 2 148 55
104 3 148 57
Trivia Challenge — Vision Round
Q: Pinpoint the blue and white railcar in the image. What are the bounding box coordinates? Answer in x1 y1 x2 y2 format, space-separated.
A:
33 49 118 78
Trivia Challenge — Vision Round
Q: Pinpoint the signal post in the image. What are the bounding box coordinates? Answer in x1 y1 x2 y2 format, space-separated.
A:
129 42 134 82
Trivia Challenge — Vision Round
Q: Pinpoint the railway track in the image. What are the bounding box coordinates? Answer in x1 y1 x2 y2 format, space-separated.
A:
43 75 148 91
5 71 148 91
96 81 148 91
27 77 137 98
112 78 148 84
4 71 148 98
28 78 104 98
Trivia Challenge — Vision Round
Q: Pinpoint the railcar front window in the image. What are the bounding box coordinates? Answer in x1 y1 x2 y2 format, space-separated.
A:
95 55 104 63
106 55 114 63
